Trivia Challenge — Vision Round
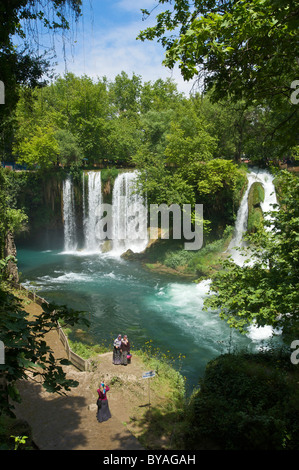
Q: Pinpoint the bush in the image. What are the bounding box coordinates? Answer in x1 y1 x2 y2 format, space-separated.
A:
184 351 299 450
164 249 194 269
247 182 264 233
163 225 234 274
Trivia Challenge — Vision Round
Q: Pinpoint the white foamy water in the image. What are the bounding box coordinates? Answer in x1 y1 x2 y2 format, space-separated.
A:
62 170 148 256
111 171 148 255
84 171 103 252
62 176 77 252
37 272 93 285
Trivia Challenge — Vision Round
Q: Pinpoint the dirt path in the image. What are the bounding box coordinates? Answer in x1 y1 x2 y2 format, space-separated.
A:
13 299 155 450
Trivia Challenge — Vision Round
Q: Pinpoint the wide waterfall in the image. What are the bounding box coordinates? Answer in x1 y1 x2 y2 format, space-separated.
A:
62 170 148 255
62 175 77 252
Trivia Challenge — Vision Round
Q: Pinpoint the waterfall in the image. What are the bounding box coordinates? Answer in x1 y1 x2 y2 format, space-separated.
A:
62 170 148 255
111 171 148 255
62 175 77 252
228 168 278 265
83 171 103 252
257 170 278 229
63 168 276 260
227 172 259 265
202 167 279 342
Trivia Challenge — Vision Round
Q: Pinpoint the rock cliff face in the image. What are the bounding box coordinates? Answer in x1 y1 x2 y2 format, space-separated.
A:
4 230 19 282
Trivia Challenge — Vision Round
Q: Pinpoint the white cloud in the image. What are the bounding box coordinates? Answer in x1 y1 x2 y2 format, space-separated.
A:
53 3 195 96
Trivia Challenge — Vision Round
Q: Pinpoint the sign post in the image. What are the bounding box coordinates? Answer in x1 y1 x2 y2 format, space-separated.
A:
142 370 156 407
0 341 4 365
0 81 4 105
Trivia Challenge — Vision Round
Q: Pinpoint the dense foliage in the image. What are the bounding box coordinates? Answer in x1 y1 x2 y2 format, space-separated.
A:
185 351 299 450
0 0 82 159
0 278 89 417
139 0 299 159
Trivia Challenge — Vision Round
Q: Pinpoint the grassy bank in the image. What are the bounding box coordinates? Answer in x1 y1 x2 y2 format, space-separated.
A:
142 224 234 279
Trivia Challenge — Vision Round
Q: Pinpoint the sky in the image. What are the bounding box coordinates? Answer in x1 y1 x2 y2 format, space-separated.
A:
49 0 195 96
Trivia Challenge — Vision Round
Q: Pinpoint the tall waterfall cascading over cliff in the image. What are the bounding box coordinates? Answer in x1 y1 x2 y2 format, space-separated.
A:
62 170 148 255
227 168 278 266
111 171 148 255
258 170 278 229
83 171 103 252
62 175 77 252
227 172 258 265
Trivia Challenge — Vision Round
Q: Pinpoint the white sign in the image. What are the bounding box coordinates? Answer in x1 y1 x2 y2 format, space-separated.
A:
0 341 4 364
142 370 156 379
0 81 4 105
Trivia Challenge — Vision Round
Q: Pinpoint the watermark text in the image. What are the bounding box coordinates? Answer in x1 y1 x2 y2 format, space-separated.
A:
94 202 204 251
290 80 299 104
291 340 299 365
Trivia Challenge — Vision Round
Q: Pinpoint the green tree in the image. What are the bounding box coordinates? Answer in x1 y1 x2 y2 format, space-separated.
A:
140 77 183 113
195 94 261 162
0 169 88 417
164 100 217 170
0 279 89 417
108 71 142 117
55 129 83 168
0 1 82 156
0 168 28 258
139 0 299 158
12 73 112 167
105 115 142 165
15 124 59 169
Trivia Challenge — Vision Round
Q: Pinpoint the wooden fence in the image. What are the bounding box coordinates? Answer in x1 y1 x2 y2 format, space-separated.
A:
12 282 90 371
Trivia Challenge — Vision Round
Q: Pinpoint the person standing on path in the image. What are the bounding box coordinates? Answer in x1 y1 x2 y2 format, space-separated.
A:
97 382 111 423
113 334 122 365
120 335 130 366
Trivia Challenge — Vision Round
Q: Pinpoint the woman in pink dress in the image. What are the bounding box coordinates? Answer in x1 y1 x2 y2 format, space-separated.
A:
96 382 111 422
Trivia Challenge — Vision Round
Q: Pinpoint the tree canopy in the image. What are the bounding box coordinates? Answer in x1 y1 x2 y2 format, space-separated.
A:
0 0 82 160
139 0 299 158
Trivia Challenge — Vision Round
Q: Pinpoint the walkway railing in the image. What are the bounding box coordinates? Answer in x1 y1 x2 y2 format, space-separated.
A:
12 282 90 371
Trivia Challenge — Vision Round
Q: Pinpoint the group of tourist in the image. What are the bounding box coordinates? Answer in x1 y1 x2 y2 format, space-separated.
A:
96 333 132 423
112 333 131 366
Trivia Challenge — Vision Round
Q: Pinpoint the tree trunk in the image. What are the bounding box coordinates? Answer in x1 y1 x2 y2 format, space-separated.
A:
4 230 19 283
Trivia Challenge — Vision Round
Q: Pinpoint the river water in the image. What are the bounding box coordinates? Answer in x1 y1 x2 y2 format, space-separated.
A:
17 167 281 393
17 247 276 393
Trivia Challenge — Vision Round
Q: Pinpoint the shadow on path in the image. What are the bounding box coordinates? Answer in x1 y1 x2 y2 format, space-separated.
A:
14 375 144 450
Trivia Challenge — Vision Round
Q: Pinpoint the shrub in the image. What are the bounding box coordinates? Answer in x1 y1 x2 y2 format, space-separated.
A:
185 351 299 450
